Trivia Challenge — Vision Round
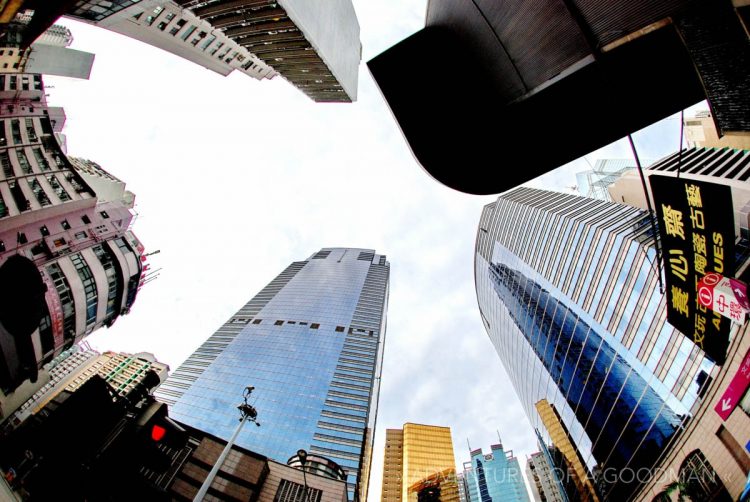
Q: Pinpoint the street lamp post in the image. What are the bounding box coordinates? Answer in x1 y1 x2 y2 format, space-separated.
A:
297 449 308 502
193 386 260 502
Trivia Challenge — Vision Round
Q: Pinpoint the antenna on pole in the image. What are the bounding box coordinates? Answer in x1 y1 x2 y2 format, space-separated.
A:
466 438 471 452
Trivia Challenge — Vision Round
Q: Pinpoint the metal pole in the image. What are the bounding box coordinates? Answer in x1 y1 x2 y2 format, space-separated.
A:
628 134 664 294
193 414 249 502
301 466 308 502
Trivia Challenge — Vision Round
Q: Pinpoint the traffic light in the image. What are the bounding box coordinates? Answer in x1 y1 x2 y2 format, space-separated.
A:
135 401 188 474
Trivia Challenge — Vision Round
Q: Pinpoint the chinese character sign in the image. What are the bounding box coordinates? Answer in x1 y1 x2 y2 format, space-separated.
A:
650 175 735 365
698 272 750 324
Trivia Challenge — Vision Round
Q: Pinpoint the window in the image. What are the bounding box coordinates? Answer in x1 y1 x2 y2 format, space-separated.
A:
169 19 186 36
274 479 322 502
311 323 320 329
100 210 109 219
61 220 70 230
74 231 87 239
17 232 26 244
40 225 49 236
70 253 98 327
47 175 71 202
335 326 345 332
252 319 262 324
180 26 197 41
274 320 284 326
679 450 731 501
82 215 91 224
27 179 49 206
0 241 4 251
54 238 66 247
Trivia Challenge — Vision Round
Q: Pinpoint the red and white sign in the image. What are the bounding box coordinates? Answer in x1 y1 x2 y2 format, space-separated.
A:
715 347 750 420
39 270 65 347
697 273 750 324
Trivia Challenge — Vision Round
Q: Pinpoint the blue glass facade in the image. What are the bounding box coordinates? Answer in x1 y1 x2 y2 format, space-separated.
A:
155 248 389 502
464 444 529 502
474 188 717 501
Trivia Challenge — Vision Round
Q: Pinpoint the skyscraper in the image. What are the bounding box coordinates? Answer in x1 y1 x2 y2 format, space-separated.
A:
526 451 565 502
64 0 362 102
463 443 529 502
380 423 459 502
155 248 389 502
474 187 727 500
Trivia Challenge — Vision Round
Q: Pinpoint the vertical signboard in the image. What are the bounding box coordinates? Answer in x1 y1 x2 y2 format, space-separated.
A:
714 346 750 420
39 268 64 348
650 175 734 365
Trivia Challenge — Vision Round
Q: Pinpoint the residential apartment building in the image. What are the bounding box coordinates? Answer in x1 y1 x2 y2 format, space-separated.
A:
0 72 144 421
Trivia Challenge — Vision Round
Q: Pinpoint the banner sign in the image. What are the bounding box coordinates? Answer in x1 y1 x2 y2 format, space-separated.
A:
714 346 750 420
650 175 735 365
698 272 750 324
39 268 64 348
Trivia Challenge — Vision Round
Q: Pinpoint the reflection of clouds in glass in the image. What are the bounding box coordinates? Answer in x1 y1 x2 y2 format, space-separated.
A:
488 260 680 484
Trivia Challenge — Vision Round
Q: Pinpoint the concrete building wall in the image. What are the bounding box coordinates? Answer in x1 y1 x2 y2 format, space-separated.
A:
278 0 360 100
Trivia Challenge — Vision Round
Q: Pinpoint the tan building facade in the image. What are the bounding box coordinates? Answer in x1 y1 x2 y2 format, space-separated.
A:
634 321 750 501
381 423 459 502
684 111 750 151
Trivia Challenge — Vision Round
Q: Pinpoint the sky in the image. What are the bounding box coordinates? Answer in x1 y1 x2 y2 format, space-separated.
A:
44 1 705 499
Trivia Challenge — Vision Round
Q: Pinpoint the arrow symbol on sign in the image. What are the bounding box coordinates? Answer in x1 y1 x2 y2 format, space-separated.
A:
721 398 732 411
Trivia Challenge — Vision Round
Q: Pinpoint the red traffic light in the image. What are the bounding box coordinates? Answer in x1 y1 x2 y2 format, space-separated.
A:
151 424 166 441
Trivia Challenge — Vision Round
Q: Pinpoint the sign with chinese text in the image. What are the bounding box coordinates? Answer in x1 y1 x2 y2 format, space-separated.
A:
698 272 750 324
714 346 750 420
650 175 734 365
39 269 64 348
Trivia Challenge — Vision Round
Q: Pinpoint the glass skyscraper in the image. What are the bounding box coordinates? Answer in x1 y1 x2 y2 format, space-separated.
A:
463 443 529 502
155 248 389 502
474 187 717 501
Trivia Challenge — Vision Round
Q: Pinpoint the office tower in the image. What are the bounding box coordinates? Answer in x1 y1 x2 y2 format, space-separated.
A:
156 248 389 502
608 146 750 210
0 73 144 420
64 0 361 102
526 452 564 502
474 186 735 500
380 423 459 502
463 443 529 502
684 111 750 151
382 428 404 502
601 148 750 501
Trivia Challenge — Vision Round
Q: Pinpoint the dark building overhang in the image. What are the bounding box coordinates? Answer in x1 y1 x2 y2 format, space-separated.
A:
368 0 750 195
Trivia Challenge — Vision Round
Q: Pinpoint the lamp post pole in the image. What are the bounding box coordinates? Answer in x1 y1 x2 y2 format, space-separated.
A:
193 386 260 502
297 449 308 502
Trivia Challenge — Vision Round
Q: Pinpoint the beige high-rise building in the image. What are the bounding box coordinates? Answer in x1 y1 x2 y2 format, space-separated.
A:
684 110 750 150
381 423 459 502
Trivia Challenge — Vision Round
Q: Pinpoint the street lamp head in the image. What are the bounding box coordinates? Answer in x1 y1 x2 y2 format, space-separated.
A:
297 449 308 465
